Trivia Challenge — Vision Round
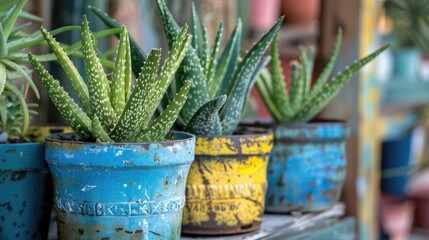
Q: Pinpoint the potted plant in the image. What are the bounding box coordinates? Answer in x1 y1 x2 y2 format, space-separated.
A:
255 31 389 213
0 1 70 238
384 0 429 79
29 16 195 239
148 0 282 235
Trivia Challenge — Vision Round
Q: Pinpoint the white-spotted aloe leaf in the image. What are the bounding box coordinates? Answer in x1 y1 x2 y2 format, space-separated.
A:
88 6 147 78
108 49 161 142
155 0 211 126
110 27 130 116
185 95 226 136
206 22 223 83
191 3 204 61
220 16 283 135
270 35 292 119
81 16 117 131
134 81 191 142
215 21 241 97
39 27 91 114
289 61 303 112
293 44 390 122
91 115 113 142
28 53 92 139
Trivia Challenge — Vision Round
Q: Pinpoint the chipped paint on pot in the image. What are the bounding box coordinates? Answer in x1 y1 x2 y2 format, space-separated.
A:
265 122 350 213
181 127 273 235
0 142 52 240
45 132 195 240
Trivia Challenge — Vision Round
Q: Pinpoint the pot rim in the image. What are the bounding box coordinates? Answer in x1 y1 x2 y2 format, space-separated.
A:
45 131 195 146
240 118 348 128
195 126 273 141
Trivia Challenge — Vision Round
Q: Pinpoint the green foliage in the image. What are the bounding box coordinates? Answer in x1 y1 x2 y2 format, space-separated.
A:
30 16 191 142
257 31 390 123
384 0 429 52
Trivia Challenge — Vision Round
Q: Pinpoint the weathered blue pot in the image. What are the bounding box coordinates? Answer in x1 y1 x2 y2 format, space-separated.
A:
45 132 195 240
265 122 350 213
0 142 52 239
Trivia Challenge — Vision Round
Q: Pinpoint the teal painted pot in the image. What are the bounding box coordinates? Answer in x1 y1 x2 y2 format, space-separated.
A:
265 122 350 213
392 47 421 80
0 142 52 239
45 132 195 240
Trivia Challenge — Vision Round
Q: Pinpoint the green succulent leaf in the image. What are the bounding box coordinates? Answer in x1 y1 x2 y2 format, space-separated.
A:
40 27 91 114
220 16 283 135
191 3 204 60
243 56 271 115
9 22 32 38
0 24 8 58
310 29 342 97
289 61 303 112
109 49 161 142
255 71 284 122
2 0 26 40
1 59 39 99
206 22 223 83
4 82 29 136
293 44 390 122
185 95 226 136
0 62 5 95
215 21 241 97
81 15 117 131
91 115 113 142
134 80 191 142
110 27 130 116
270 34 292 118
29 53 92 139
88 5 147 78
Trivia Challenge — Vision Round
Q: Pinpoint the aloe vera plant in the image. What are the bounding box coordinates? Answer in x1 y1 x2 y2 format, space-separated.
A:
29 16 191 142
90 1 282 136
257 31 390 123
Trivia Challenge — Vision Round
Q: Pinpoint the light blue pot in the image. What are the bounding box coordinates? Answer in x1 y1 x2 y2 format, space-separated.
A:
45 132 195 240
0 142 52 239
265 122 350 213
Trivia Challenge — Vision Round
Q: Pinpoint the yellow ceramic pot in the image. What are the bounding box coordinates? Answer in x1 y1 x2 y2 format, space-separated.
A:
181 128 273 235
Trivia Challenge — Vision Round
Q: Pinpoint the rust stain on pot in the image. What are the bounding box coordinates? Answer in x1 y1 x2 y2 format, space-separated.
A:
5 147 17 153
10 171 27 181
153 153 160 164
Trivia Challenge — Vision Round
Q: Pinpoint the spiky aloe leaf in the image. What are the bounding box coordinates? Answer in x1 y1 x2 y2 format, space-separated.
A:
134 81 191 142
206 22 223 83
289 61 303 111
201 24 210 74
2 0 26 39
191 3 204 60
299 46 313 94
0 24 7 58
109 49 161 142
220 16 283 135
91 115 113 142
29 53 92 139
140 26 189 130
242 56 270 116
110 27 130 116
40 27 91 114
81 16 117 131
88 5 147 78
310 29 342 97
293 44 390 122
4 82 29 136
270 35 292 119
185 95 226 136
215 21 241 97
1 59 39 98
255 71 283 122
155 0 211 125
0 63 5 95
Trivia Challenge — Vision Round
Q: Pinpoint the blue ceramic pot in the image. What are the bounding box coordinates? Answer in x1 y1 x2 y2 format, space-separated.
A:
0 142 52 239
265 122 350 213
45 132 195 240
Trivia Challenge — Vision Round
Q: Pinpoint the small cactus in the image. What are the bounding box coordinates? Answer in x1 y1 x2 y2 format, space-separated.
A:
256 30 390 123
29 16 191 142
